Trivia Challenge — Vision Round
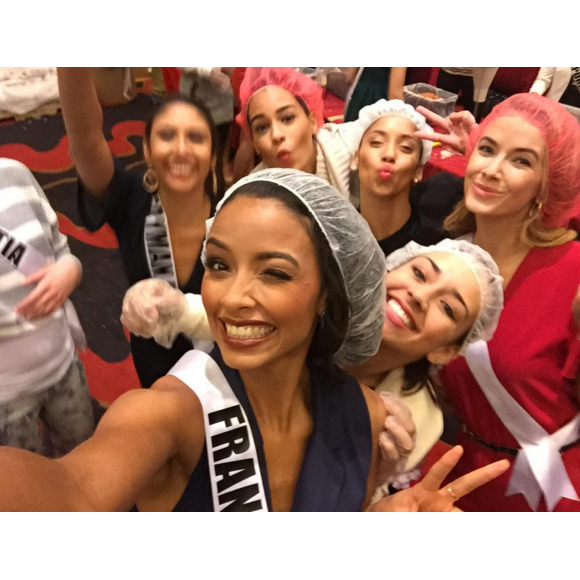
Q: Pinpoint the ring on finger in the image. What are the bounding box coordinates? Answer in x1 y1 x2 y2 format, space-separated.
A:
447 486 461 502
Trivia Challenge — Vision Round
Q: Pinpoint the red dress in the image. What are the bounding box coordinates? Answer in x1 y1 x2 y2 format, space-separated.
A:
440 242 580 511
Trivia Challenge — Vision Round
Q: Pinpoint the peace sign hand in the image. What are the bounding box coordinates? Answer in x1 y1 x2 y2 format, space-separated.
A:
370 446 509 512
414 107 478 155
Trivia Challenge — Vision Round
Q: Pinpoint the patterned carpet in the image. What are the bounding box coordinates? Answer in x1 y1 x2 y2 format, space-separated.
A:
0 93 158 403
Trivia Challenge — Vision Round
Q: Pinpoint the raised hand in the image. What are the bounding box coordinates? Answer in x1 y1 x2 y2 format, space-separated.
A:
415 107 478 155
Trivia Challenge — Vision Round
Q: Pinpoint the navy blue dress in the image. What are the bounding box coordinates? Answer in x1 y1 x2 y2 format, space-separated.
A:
172 347 373 512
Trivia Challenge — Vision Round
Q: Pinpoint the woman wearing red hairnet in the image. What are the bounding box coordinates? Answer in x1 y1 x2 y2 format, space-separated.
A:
236 67 362 206
433 94 580 512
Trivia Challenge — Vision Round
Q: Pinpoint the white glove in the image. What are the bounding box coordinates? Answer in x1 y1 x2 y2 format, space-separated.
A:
121 279 213 348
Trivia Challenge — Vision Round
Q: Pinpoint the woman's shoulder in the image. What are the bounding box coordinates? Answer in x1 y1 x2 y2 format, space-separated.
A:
535 240 580 269
148 375 206 451
359 383 387 437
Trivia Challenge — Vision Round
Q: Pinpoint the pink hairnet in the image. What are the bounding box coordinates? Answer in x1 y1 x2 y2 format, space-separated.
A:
236 67 325 139
466 93 580 229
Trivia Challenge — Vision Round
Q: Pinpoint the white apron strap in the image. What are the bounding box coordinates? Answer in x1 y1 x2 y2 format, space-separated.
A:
168 350 269 512
465 340 580 511
0 226 86 348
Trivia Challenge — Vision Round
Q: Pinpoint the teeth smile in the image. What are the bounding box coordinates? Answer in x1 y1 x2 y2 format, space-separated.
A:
225 323 275 339
170 164 193 176
388 299 414 329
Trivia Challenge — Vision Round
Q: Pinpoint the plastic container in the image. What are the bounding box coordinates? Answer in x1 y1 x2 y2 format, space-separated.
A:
297 67 343 87
404 82 458 118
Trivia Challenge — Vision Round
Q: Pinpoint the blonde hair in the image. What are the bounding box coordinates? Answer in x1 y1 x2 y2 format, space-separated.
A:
444 199 576 248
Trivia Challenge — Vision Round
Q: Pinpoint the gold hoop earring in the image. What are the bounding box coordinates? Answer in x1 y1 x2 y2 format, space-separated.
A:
212 169 218 195
143 167 159 194
529 201 543 219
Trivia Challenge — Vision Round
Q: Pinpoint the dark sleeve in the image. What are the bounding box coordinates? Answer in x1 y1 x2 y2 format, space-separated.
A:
78 159 149 234
410 172 465 226
130 334 194 388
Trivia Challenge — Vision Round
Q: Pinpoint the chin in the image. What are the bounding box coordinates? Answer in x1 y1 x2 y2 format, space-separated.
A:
217 343 276 372
163 177 203 194
465 198 500 217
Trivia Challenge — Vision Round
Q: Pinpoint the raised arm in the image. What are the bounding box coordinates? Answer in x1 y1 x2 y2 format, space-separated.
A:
57 67 115 200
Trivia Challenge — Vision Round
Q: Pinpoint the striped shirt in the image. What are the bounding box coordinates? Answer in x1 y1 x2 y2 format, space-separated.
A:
0 158 77 401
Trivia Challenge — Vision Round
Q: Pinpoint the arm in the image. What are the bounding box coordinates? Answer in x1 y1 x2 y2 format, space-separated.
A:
0 377 205 512
14 167 82 320
360 385 388 510
388 67 407 100
121 279 213 348
530 67 556 95
346 68 360 85
57 68 115 200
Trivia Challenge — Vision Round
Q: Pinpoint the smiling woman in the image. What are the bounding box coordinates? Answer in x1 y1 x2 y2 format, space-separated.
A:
0 169 510 512
57 68 225 388
438 94 580 512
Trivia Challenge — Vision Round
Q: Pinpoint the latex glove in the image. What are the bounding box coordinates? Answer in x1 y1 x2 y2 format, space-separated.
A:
15 256 81 321
414 107 478 155
377 393 417 481
121 279 213 348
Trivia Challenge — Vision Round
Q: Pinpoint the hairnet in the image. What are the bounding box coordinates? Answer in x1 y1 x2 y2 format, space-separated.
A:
202 168 386 367
466 93 580 229
236 67 325 139
353 99 435 165
384 238 504 352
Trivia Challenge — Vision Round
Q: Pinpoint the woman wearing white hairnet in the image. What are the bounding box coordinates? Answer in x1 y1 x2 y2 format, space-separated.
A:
126 235 505 483
352 99 445 256
351 239 504 486
121 170 507 506
0 170 508 512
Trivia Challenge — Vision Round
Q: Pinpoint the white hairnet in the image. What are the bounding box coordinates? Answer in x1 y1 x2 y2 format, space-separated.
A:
384 239 504 352
353 99 435 165
202 168 386 367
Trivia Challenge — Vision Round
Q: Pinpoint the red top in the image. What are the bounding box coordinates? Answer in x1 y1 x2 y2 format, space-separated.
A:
440 241 580 511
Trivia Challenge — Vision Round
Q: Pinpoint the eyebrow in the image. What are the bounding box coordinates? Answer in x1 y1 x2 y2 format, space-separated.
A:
206 239 299 268
424 257 440 274
250 105 296 126
368 130 418 142
207 237 228 251
256 251 299 267
420 257 470 317
480 136 541 160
